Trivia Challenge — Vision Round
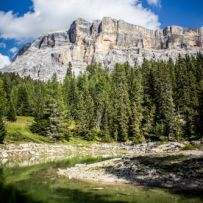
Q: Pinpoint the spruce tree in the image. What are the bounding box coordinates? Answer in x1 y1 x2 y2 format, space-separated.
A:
174 55 199 139
142 60 156 140
75 75 95 139
1 54 203 143
16 84 31 116
31 74 69 141
197 80 203 138
0 117 6 144
63 71 79 121
112 64 130 142
7 100 17 122
0 79 7 116
44 99 67 140
153 61 178 140
129 69 144 143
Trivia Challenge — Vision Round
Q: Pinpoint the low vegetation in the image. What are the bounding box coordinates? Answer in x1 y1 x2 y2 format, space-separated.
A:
3 116 99 145
4 116 50 143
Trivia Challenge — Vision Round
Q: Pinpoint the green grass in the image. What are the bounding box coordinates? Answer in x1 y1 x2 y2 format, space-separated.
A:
5 116 51 144
4 116 99 145
65 136 99 145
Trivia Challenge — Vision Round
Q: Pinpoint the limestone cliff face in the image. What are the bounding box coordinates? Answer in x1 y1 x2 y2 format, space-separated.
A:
2 17 203 81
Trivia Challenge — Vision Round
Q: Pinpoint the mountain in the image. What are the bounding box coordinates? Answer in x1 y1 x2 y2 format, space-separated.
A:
1 17 203 81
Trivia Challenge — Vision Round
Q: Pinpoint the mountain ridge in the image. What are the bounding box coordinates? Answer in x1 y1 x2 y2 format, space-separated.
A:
2 17 203 81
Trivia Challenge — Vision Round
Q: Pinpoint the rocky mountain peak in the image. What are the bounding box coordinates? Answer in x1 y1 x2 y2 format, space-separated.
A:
2 17 203 81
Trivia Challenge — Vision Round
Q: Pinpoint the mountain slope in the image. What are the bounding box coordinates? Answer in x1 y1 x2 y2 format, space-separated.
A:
2 17 203 81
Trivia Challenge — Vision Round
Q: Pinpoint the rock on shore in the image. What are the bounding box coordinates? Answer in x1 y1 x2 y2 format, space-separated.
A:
58 150 203 190
0 142 187 167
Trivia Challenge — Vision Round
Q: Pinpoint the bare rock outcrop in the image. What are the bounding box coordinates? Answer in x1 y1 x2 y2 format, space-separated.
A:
2 17 203 81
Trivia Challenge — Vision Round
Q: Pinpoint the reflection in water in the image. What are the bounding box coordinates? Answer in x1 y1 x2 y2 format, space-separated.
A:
0 168 39 203
0 157 202 203
1 150 120 168
1 154 75 168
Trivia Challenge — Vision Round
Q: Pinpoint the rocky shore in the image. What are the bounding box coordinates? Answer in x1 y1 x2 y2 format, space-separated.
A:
58 150 203 190
0 142 189 166
0 142 184 166
1 141 203 189
0 141 202 174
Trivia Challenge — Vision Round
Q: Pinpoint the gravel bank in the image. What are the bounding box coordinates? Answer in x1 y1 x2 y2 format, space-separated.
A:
58 150 203 190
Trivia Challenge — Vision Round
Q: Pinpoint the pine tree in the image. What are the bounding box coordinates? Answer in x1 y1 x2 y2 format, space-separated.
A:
87 65 111 132
128 69 144 143
33 81 46 119
44 99 67 140
197 80 203 138
31 74 69 141
0 117 6 144
1 54 203 143
174 55 199 139
0 79 7 116
112 64 130 142
0 77 9 143
7 100 17 122
63 71 78 120
153 61 178 140
75 75 95 140
142 60 156 140
16 84 31 116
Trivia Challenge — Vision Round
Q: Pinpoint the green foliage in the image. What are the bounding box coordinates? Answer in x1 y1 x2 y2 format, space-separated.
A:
111 63 130 141
182 143 202 150
5 116 50 143
128 68 144 141
0 79 7 116
31 74 69 141
7 100 17 122
133 134 145 144
0 54 203 143
0 117 6 143
16 84 32 116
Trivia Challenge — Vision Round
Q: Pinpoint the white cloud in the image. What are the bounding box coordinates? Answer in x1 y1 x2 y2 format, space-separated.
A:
10 47 18 54
0 42 6 48
0 53 11 69
0 0 160 40
146 0 160 6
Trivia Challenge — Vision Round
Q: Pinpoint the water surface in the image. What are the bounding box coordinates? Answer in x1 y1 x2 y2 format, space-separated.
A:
0 157 202 203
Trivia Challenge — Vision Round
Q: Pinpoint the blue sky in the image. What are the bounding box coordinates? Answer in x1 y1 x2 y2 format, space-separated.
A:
0 0 203 68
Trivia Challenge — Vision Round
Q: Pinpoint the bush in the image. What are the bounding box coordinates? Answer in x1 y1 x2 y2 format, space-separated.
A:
159 135 168 142
133 134 145 144
183 144 201 150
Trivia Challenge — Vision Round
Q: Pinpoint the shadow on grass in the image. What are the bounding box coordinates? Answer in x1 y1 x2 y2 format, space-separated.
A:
0 160 126 203
103 155 203 199
54 187 127 203
0 185 126 203
0 155 202 203
0 173 125 203
0 168 41 203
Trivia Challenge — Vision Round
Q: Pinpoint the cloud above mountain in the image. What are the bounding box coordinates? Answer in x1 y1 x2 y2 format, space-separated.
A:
0 53 11 69
0 0 160 40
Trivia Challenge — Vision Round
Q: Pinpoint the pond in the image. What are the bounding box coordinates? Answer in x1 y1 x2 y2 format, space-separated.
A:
0 156 202 203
